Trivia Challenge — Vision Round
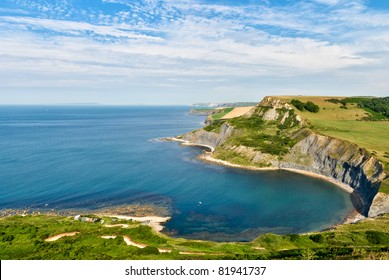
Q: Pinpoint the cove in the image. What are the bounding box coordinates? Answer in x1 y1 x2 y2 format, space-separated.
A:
0 106 353 241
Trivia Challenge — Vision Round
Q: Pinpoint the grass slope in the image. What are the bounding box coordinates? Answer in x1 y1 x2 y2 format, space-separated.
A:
2 214 389 260
211 107 234 120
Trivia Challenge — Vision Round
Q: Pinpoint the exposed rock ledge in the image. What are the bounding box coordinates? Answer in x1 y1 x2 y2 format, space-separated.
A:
281 129 385 216
176 97 388 218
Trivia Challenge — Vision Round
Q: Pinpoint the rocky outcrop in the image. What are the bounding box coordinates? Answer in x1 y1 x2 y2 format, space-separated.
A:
281 129 385 215
368 192 389 217
181 123 234 151
180 96 387 217
254 96 306 126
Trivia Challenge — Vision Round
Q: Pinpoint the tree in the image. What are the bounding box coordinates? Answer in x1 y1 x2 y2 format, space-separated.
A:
291 99 305 111
305 101 320 113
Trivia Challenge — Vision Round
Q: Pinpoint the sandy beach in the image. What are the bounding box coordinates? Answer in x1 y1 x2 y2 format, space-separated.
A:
200 152 364 224
168 137 355 194
107 215 171 232
199 153 354 194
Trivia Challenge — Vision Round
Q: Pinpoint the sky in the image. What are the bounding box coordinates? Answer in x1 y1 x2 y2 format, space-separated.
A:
0 0 389 105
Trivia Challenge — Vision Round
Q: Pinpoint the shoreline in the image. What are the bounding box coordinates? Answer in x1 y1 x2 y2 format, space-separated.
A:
163 137 215 152
200 153 354 194
169 137 355 194
107 215 171 232
0 206 171 233
168 137 363 224
200 153 364 223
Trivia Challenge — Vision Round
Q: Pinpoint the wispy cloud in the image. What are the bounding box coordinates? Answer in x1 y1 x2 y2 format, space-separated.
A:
0 0 388 103
312 0 340 6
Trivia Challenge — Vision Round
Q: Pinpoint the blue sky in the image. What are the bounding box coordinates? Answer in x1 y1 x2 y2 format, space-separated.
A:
0 0 388 104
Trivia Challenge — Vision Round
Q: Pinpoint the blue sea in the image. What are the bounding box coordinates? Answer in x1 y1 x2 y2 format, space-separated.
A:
0 106 353 241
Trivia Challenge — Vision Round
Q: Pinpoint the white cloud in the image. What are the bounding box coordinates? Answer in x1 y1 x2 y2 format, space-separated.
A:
312 0 340 5
0 0 389 102
0 16 164 42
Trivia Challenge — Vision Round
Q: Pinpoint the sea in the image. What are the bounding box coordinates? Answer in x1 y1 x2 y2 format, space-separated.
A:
0 105 353 241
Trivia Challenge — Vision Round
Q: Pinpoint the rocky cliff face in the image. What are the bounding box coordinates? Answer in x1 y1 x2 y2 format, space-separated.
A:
281 129 385 215
180 96 387 216
181 122 234 151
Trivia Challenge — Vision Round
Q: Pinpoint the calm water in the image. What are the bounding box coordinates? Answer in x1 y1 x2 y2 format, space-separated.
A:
0 106 353 241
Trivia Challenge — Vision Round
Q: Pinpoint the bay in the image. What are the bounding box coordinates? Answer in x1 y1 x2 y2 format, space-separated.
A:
0 105 353 241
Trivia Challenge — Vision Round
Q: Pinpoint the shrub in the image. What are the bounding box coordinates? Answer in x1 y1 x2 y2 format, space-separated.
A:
366 231 389 245
138 246 160 255
309 234 324 243
305 101 320 113
291 99 319 113
325 98 342 104
291 99 305 111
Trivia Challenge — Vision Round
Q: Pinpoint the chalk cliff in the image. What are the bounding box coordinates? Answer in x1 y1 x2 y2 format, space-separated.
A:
180 96 387 217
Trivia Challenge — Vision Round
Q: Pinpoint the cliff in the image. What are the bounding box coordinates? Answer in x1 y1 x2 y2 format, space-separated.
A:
181 122 234 151
281 129 385 215
179 96 387 217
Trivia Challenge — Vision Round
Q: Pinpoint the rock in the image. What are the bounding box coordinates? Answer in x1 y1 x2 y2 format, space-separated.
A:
281 130 385 216
368 193 389 217
181 123 234 151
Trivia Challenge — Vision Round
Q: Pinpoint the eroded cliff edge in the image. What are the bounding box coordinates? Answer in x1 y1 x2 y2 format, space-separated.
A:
178 96 388 217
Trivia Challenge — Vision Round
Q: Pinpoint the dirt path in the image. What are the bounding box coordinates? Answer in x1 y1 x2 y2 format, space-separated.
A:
104 224 130 228
123 236 147 248
45 232 79 242
101 235 172 253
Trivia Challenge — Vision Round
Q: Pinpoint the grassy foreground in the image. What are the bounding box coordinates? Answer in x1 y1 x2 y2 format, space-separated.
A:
1 214 389 260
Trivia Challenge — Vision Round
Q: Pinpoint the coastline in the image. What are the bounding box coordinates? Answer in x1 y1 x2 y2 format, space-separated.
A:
200 153 354 194
107 215 170 232
164 137 215 152
169 137 354 194
168 137 364 224
0 205 171 233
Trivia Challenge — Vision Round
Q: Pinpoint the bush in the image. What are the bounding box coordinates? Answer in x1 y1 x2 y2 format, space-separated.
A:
288 234 300 242
138 246 160 255
325 98 342 104
291 99 305 111
309 234 324 243
2 234 14 242
291 99 319 113
358 97 389 119
366 231 389 245
305 101 320 113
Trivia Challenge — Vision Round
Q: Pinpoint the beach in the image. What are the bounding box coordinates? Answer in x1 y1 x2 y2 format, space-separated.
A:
170 137 355 195
107 215 171 232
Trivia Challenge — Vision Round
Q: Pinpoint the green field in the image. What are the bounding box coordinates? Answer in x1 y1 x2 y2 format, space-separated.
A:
2 214 389 260
211 107 234 120
308 120 389 163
